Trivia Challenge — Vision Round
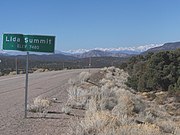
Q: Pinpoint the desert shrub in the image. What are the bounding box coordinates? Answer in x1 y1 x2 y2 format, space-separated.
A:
174 127 180 135
62 106 71 115
78 72 91 83
112 90 134 115
67 83 100 109
44 69 49 72
79 110 162 135
66 71 104 110
19 71 24 74
68 78 76 86
100 97 117 111
27 96 51 113
80 111 122 134
66 67 180 135
9 71 16 75
34 68 45 73
154 91 168 104
114 124 162 135
155 119 177 134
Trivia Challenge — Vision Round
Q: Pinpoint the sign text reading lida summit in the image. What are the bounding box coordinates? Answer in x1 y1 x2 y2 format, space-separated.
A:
3 34 55 53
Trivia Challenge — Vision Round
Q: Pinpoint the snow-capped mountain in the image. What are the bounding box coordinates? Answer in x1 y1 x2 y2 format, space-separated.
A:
61 44 163 58
0 44 163 58
72 50 130 58
64 44 162 54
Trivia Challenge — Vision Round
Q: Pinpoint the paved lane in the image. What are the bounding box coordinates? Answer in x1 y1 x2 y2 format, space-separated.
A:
0 69 97 135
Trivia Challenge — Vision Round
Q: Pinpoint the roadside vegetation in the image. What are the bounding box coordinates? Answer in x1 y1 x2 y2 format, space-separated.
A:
65 67 180 135
122 49 180 93
27 96 51 113
1 49 179 135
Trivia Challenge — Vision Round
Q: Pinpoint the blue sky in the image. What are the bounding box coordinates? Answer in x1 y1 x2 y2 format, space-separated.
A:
0 0 180 51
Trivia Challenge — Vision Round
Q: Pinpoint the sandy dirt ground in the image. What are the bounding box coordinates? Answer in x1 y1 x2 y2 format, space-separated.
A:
0 69 97 135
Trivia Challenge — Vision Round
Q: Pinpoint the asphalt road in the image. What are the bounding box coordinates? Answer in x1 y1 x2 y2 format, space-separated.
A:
0 69 96 135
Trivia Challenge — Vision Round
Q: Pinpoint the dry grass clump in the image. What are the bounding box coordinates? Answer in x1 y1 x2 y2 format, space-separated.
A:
174 127 180 135
27 96 51 113
44 69 49 72
19 71 24 74
78 72 91 83
9 71 17 75
67 84 99 109
34 68 46 73
66 71 99 109
62 105 71 115
66 67 180 135
68 71 91 86
79 110 162 135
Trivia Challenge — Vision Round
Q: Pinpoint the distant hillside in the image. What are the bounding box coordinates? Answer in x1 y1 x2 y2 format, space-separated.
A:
72 50 130 58
0 53 128 75
143 42 180 54
17 53 77 61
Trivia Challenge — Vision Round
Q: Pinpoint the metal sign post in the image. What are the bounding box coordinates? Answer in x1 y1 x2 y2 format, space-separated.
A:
15 57 18 74
2 33 55 118
24 51 29 118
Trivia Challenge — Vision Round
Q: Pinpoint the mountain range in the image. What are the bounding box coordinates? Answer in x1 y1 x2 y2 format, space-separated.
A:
68 42 180 58
0 44 161 56
143 42 180 54
1 42 180 58
61 44 163 58
64 44 162 54
71 50 130 58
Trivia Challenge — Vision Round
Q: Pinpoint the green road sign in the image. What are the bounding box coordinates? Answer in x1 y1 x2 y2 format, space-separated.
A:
2 34 55 53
